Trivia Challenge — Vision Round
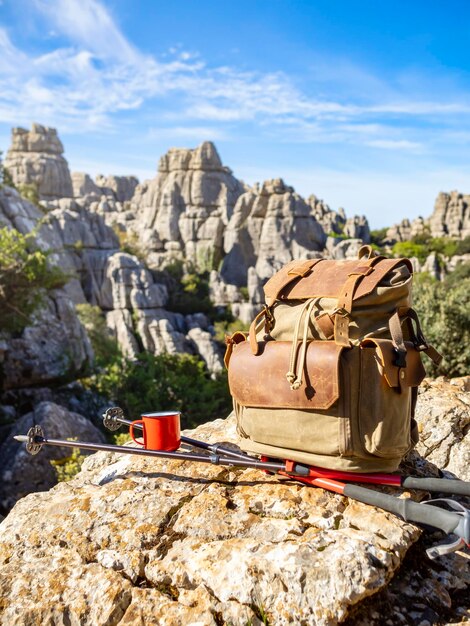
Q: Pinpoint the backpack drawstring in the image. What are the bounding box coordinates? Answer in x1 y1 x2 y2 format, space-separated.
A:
286 298 320 390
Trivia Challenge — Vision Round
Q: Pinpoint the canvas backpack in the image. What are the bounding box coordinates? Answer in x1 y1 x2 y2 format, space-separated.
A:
224 245 442 473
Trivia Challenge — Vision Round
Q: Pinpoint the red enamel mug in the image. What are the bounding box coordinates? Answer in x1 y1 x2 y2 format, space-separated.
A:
129 411 181 451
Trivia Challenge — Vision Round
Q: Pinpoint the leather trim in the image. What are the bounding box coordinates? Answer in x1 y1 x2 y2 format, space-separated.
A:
360 338 426 388
228 340 344 410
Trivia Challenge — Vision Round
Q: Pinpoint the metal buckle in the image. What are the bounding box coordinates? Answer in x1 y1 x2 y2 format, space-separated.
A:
331 307 350 318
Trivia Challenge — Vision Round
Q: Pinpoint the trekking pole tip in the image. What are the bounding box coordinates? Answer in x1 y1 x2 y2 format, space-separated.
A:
13 435 28 443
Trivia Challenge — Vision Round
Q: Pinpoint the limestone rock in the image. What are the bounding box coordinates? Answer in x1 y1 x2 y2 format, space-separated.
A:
1 291 93 391
309 195 346 236
343 215 370 242
4 124 73 199
222 179 325 285
414 377 470 480
94 174 139 203
0 401 105 513
430 191 470 239
0 414 429 626
133 141 245 271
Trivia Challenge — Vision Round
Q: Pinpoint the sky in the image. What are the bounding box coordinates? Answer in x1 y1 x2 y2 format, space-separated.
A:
1 1 470 228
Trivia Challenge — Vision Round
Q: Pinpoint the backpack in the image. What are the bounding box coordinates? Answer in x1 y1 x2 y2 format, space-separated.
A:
225 245 442 473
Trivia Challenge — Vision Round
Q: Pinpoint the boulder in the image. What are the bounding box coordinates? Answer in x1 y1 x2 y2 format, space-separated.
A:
0 403 467 625
1 291 94 391
414 377 470 481
0 401 105 513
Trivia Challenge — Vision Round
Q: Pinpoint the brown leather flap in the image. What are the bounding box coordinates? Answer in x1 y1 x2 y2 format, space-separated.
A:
228 340 344 410
263 258 413 305
361 338 426 388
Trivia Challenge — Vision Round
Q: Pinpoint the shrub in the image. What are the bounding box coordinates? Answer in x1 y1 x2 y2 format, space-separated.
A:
50 441 87 482
370 228 388 246
86 351 232 429
413 269 470 377
0 227 68 333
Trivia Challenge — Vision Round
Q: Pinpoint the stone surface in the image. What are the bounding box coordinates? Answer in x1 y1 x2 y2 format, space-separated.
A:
0 405 468 625
430 191 470 239
4 123 73 199
132 141 246 272
0 290 94 391
0 401 105 513
414 377 470 481
0 414 420 626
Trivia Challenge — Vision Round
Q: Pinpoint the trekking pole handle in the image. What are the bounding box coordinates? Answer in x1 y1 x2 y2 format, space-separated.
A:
401 476 470 498
344 484 469 553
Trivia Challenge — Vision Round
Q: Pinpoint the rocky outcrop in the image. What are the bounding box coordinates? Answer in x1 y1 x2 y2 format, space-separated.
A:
387 190 470 244
414 376 470 480
132 142 246 271
0 401 105 514
0 380 468 625
429 191 470 239
0 184 223 372
4 123 73 199
221 179 326 287
0 291 94 391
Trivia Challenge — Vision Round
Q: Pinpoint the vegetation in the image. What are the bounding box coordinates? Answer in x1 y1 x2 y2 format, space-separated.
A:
370 227 388 247
0 151 15 188
50 441 87 482
85 352 232 429
76 303 121 368
413 263 470 377
392 234 467 263
165 259 214 315
0 227 68 333
111 225 147 262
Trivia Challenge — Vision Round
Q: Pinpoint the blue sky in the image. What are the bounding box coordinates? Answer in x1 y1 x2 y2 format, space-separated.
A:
1 1 470 228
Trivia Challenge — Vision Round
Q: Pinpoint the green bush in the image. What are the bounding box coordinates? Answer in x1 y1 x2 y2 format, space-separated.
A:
50 441 87 482
370 228 388 246
392 241 428 263
165 261 214 315
455 236 470 255
86 351 232 429
76 303 121 368
413 268 470 377
0 227 68 333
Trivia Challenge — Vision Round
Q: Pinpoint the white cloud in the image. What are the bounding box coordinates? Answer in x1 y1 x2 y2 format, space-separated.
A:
366 139 422 151
0 0 470 154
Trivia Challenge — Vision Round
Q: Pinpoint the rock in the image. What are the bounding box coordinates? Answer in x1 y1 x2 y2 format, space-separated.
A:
414 377 470 480
1 291 94 391
4 124 73 199
430 191 470 239
343 215 370 243
222 179 325 285
0 414 428 626
326 237 365 260
187 327 224 373
94 174 139 203
420 251 445 280
71 172 102 199
133 141 245 272
0 401 105 513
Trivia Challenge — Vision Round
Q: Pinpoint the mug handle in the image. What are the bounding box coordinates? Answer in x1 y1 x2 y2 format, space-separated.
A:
129 420 144 446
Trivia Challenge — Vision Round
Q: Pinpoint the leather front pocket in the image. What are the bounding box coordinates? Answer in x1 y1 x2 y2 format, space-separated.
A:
229 340 344 410
229 340 354 458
